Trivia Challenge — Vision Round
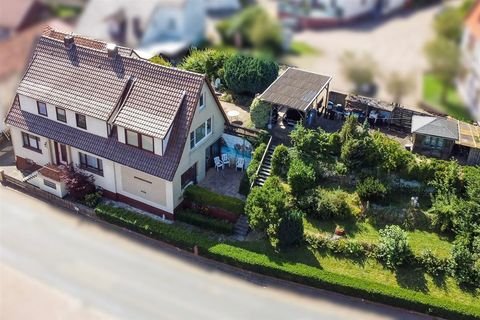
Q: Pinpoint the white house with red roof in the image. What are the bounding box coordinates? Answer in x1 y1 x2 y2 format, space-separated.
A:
5 27 230 219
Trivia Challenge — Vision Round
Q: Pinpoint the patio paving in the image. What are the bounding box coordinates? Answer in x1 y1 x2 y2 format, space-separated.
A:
199 166 246 200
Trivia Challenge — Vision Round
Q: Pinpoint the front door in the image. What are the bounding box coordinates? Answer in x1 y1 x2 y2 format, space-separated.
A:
54 141 68 165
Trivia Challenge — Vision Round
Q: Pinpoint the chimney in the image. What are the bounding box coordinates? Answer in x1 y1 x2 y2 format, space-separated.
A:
64 34 75 50
106 43 118 58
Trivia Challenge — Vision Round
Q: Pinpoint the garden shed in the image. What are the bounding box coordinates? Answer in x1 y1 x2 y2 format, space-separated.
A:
258 68 332 127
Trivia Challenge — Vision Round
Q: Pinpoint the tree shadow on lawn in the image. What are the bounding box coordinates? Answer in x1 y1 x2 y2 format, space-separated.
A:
394 266 428 293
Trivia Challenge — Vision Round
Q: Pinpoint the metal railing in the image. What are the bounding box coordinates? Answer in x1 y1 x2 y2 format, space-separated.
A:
250 135 273 189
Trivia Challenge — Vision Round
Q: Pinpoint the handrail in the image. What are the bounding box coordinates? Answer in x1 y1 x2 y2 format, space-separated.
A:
250 135 273 189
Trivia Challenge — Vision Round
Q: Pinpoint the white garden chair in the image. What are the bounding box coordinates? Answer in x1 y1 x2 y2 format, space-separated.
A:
214 156 224 171
236 158 245 171
221 153 230 167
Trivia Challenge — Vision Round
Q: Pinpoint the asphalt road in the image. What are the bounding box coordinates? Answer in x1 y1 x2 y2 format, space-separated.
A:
0 186 435 320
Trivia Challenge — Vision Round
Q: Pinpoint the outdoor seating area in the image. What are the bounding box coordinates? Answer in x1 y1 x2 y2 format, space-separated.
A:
213 154 246 172
199 165 246 200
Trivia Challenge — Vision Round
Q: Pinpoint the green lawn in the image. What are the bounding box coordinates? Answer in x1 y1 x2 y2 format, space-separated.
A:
304 217 453 258
423 74 473 122
289 41 320 56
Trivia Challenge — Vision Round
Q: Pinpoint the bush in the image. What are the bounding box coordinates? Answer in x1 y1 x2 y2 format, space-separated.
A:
149 55 172 67
223 54 278 95
277 209 304 249
176 210 234 235
95 204 480 320
356 177 388 202
287 158 316 197
271 144 290 179
184 185 244 215
315 189 352 220
246 143 267 183
340 136 379 172
418 249 449 277
249 98 270 129
179 48 233 81
216 6 283 54
84 191 102 208
451 236 480 288
377 225 412 269
61 166 95 201
305 232 372 259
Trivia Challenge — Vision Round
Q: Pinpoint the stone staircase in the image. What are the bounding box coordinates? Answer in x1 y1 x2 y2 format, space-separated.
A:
233 215 249 240
253 143 276 187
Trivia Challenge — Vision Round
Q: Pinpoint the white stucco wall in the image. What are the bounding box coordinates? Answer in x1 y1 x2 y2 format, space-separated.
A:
35 174 68 198
171 82 226 209
458 29 480 120
9 126 52 165
18 94 108 137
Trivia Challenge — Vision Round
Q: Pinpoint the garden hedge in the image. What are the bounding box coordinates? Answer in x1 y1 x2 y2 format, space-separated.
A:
95 204 480 320
176 209 234 235
183 185 244 216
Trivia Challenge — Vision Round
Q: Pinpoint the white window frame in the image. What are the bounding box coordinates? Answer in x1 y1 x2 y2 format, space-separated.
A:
190 117 212 150
198 92 205 110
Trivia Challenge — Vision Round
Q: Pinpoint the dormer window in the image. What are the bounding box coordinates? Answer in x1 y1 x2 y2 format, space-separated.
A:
37 101 47 116
56 107 66 122
125 129 154 152
199 92 205 110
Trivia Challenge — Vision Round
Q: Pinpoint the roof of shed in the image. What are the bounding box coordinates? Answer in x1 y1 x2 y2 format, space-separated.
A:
259 68 332 111
411 116 459 140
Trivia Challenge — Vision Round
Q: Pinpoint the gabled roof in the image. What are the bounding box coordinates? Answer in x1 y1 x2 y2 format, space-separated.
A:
411 116 459 140
0 0 43 31
6 28 224 181
259 68 332 111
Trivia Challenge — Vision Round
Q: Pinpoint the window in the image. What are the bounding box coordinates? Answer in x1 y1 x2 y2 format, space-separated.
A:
79 152 103 175
37 101 47 116
56 107 66 122
190 118 212 149
43 179 57 189
181 163 197 189
76 113 87 129
126 129 139 147
199 93 205 110
125 129 155 152
21 132 41 152
423 136 444 150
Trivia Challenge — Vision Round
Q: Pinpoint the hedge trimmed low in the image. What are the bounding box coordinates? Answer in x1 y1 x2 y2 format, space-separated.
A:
184 185 244 216
176 209 234 235
95 204 480 320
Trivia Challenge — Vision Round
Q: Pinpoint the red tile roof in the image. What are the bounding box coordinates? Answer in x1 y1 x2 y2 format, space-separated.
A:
38 164 67 182
466 1 480 39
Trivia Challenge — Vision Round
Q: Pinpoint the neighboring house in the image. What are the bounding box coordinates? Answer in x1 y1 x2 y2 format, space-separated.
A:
411 116 459 160
458 1 480 122
5 28 228 219
278 0 410 29
0 0 50 40
0 20 71 133
75 0 206 58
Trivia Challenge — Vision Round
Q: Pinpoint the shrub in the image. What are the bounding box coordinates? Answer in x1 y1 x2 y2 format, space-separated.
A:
84 191 102 208
223 54 278 95
179 48 233 81
216 6 283 54
315 189 352 220
61 166 95 201
277 209 304 249
356 177 388 202
341 136 379 172
418 249 449 277
149 55 172 67
377 225 412 269
271 144 290 179
249 98 270 129
328 132 342 156
184 185 244 215
176 210 234 235
305 232 372 259
287 158 316 197
451 236 480 288
246 143 267 183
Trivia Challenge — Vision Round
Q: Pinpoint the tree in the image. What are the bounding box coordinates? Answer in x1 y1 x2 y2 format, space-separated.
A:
287 157 316 197
290 124 331 162
340 51 377 94
340 136 379 172
249 98 270 129
372 131 412 173
277 209 304 249
424 37 461 102
271 144 291 179
385 71 415 104
223 54 278 95
377 225 412 269
60 166 96 201
216 6 283 54
339 116 361 143
149 55 172 67
179 48 233 81
356 177 388 202
451 234 480 288
434 7 464 43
